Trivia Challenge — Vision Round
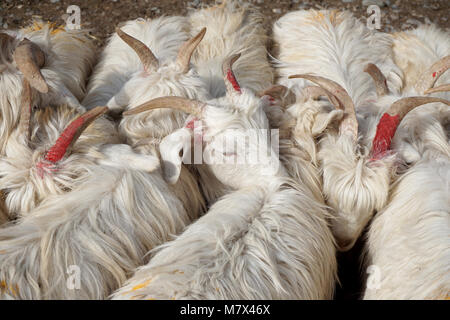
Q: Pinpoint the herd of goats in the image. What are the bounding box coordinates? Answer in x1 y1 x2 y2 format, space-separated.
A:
0 1 448 300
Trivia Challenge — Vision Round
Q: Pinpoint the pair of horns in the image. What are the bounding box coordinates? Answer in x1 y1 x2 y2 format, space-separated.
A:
123 54 242 116
0 33 48 93
289 74 358 141
116 27 207 73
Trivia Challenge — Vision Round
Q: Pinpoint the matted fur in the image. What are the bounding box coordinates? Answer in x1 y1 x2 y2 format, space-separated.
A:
0 164 190 299
188 0 273 98
112 180 336 300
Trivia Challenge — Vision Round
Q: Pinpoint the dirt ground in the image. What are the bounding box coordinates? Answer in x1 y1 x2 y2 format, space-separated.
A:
1 0 449 48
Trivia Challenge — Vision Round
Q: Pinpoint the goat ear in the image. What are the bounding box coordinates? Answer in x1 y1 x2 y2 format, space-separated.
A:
160 128 193 184
98 144 160 172
311 109 343 136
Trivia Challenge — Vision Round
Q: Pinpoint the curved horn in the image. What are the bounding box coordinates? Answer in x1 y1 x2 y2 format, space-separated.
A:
222 53 241 94
176 27 206 73
415 55 450 94
364 63 389 97
387 96 450 119
289 74 357 140
371 97 450 160
44 106 108 163
18 79 33 143
424 83 450 95
13 38 48 93
116 28 159 72
123 96 204 118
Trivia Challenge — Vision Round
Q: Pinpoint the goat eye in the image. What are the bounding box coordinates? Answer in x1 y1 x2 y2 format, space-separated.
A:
32 105 39 111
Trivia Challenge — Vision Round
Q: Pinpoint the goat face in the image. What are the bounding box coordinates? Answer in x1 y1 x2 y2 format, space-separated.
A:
124 54 286 190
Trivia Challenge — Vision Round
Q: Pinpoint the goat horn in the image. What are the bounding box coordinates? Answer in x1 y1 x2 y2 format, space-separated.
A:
415 55 450 94
18 79 33 143
289 74 358 140
116 28 159 72
424 83 450 94
364 63 389 97
177 27 206 73
123 96 204 118
371 97 450 160
222 53 242 94
387 96 450 119
13 38 48 93
44 106 108 163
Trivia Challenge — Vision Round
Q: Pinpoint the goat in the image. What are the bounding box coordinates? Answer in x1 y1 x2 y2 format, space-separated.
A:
360 56 450 299
111 55 337 300
363 104 449 299
0 80 195 299
0 21 96 154
270 10 446 251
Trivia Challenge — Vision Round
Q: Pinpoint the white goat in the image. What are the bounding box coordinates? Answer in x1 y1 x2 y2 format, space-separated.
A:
271 10 427 251
0 21 96 154
0 84 194 298
360 52 450 298
111 55 337 300
363 103 450 299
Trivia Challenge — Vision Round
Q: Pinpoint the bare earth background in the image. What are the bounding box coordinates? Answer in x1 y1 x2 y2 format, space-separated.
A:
0 0 449 300
1 0 449 48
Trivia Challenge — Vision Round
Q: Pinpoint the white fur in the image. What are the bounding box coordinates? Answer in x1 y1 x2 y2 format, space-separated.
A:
272 10 400 250
391 24 450 97
0 21 96 155
82 16 191 109
188 0 273 98
112 83 337 300
0 164 191 299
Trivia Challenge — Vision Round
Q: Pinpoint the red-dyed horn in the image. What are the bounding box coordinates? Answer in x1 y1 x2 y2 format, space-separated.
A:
222 53 241 94
44 106 108 163
370 97 450 160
